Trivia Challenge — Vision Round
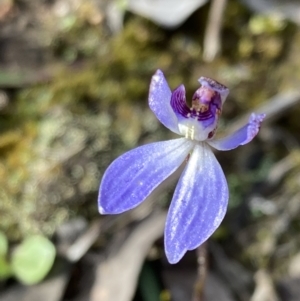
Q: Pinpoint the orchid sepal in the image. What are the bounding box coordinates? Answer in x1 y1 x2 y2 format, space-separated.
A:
98 138 193 214
207 113 266 151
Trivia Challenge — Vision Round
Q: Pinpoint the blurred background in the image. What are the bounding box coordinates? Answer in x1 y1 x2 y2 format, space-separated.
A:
0 0 300 300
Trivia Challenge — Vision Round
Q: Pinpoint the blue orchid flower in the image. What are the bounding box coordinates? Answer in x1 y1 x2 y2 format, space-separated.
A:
98 70 265 264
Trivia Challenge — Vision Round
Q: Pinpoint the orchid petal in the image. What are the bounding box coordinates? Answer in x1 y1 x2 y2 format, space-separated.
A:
208 113 266 151
98 138 194 214
165 143 228 264
149 70 180 134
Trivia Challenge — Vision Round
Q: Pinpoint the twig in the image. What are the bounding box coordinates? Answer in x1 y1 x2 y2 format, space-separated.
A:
66 219 102 262
192 243 208 301
90 210 167 301
203 0 227 62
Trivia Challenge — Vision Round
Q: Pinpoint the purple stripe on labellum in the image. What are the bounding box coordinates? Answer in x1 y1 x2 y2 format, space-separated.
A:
171 84 222 123
170 85 191 118
192 109 214 121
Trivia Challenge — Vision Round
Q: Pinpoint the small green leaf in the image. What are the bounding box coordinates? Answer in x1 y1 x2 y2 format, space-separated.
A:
0 256 12 280
0 232 8 257
12 235 56 285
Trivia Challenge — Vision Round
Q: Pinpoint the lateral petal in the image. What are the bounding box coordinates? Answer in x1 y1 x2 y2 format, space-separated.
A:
148 69 180 134
208 113 266 151
98 138 194 214
165 143 228 264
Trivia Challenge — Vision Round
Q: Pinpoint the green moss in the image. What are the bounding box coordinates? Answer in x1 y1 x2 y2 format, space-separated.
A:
1 3 300 242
